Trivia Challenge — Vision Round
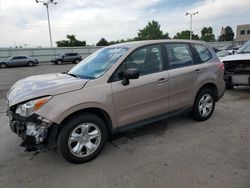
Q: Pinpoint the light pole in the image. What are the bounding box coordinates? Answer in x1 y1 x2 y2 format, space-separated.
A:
35 0 57 47
185 11 198 40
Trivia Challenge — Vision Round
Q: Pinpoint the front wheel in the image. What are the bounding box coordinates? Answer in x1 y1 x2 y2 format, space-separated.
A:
57 113 108 163
27 61 34 67
56 60 62 65
74 59 80 64
191 89 215 121
0 63 7 68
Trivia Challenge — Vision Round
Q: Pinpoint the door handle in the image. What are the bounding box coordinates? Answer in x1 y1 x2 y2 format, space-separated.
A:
194 69 202 75
157 78 168 84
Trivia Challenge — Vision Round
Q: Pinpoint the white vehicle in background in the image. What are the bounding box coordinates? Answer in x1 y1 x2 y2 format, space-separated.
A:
221 41 250 89
217 44 242 57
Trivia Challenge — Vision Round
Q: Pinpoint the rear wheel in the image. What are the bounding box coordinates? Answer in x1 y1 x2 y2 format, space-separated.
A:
0 63 7 68
57 113 108 163
191 88 215 121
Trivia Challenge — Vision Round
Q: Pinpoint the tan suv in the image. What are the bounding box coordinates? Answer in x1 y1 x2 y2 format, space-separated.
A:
7 40 225 163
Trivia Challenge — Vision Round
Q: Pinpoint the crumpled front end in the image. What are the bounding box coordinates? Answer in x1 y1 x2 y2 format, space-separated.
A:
7 101 56 152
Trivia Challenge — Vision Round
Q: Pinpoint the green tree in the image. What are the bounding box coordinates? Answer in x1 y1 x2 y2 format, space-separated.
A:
163 33 170 39
135 20 165 40
201 27 215 42
218 26 235 41
96 38 109 46
56 34 86 47
174 30 200 40
108 38 135 45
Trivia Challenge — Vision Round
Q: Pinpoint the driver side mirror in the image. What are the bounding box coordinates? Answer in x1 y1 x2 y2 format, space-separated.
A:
121 68 140 86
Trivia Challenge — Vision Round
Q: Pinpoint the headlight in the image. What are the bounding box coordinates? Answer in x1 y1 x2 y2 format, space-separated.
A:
16 96 52 117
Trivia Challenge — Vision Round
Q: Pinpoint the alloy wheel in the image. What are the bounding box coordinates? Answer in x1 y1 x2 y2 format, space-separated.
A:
67 123 101 158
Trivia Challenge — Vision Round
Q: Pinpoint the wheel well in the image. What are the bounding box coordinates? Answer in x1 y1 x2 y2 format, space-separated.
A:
60 108 113 136
197 83 219 101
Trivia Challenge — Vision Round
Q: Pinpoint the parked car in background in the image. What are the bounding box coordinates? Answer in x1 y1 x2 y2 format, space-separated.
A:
221 41 250 89
7 40 225 163
0 56 39 68
51 53 82 65
217 44 242 57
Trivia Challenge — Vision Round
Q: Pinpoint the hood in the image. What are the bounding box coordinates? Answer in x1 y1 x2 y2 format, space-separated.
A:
220 53 250 62
7 73 88 107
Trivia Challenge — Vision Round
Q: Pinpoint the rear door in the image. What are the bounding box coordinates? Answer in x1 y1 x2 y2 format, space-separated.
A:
164 43 202 112
111 44 170 127
19 56 28 66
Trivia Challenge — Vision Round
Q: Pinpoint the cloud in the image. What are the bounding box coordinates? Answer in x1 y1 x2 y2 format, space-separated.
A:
0 0 249 47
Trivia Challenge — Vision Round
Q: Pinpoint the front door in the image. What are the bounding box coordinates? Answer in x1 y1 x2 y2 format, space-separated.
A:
111 44 170 127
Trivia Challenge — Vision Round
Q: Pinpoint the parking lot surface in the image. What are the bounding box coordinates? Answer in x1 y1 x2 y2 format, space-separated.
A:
0 63 250 188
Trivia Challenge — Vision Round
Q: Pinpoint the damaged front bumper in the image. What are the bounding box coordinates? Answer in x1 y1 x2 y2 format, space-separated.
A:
7 108 55 151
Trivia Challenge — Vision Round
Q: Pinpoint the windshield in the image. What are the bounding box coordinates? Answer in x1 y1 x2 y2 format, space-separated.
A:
68 47 129 79
237 41 250 54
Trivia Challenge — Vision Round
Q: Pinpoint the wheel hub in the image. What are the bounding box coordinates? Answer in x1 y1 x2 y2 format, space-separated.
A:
68 123 101 157
198 94 213 117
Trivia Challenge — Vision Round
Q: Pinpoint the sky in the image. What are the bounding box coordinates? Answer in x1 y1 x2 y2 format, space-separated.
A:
0 0 250 47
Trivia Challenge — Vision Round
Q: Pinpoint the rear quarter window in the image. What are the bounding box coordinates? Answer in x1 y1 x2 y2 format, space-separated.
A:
193 44 212 63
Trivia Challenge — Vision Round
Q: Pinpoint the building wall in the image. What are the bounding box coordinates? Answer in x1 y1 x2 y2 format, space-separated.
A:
236 24 250 42
0 46 102 62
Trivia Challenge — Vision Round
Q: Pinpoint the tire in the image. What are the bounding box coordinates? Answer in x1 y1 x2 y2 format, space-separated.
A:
191 88 215 121
27 61 34 67
0 63 7 68
56 60 62 65
226 83 234 90
57 113 108 163
74 59 80 64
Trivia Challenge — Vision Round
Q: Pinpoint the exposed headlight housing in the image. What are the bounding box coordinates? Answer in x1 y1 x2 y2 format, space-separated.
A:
16 96 52 117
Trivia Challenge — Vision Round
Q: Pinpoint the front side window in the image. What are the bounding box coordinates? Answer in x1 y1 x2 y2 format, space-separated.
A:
165 43 194 69
126 45 163 75
193 44 212 63
112 44 163 81
68 47 129 79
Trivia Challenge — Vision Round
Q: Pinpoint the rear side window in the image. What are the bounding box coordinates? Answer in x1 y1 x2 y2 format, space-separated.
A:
165 43 194 69
193 44 212 63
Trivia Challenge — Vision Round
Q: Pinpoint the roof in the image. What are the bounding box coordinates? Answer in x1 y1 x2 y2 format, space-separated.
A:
108 39 207 49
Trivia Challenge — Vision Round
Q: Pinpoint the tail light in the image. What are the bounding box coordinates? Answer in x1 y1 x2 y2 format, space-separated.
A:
218 61 224 72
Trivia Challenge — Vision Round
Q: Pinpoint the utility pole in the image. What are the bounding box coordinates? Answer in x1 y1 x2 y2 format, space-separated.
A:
35 0 57 47
185 12 198 40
